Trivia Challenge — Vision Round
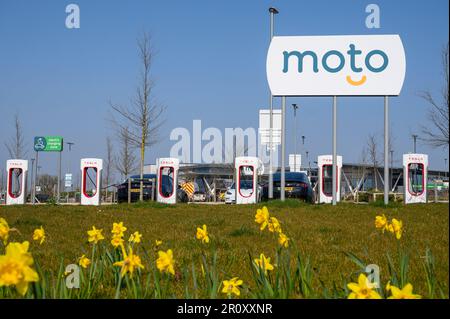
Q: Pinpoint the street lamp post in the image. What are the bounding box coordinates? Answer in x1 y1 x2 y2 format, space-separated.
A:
268 7 279 199
390 150 394 191
292 104 299 172
30 158 35 203
412 134 418 153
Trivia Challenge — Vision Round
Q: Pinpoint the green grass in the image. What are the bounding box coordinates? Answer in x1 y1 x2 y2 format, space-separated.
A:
0 201 448 298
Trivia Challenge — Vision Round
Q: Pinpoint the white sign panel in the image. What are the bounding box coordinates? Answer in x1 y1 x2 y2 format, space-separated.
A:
259 109 282 145
266 35 406 96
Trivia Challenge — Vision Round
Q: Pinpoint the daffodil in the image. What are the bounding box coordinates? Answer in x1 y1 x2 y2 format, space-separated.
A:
196 225 210 244
129 231 142 244
253 253 274 274
0 218 10 245
389 218 403 240
32 226 45 245
388 283 421 299
113 245 144 278
255 206 270 231
347 273 382 299
155 240 163 247
222 277 243 297
375 214 388 232
87 226 105 244
111 234 124 248
278 232 289 248
268 217 282 233
111 222 127 237
78 254 91 269
156 249 175 275
0 241 39 296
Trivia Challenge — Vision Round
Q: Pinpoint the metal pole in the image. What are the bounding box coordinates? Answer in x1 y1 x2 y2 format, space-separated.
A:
390 150 394 191
33 151 39 205
332 96 337 206
281 96 286 201
268 7 278 199
57 151 61 203
384 96 389 205
128 178 131 204
292 104 298 172
30 158 35 204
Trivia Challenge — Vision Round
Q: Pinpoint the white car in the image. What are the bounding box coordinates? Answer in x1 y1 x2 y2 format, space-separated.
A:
224 182 262 204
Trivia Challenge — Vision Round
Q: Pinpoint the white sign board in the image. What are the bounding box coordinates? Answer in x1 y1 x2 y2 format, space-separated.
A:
259 109 282 145
266 35 406 96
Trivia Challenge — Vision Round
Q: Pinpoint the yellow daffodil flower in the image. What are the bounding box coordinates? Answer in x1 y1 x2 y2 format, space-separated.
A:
111 222 127 237
155 240 163 246
78 254 91 269
389 218 403 240
222 277 243 297
255 206 270 231
0 241 39 296
375 214 388 232
268 217 282 233
87 226 105 244
32 226 45 245
196 225 210 244
156 249 175 275
347 273 382 299
111 234 124 248
129 231 142 244
388 283 421 299
0 218 11 245
113 245 144 278
278 232 289 248
253 253 274 274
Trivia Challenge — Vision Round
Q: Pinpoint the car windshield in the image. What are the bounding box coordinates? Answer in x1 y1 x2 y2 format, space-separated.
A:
273 173 309 183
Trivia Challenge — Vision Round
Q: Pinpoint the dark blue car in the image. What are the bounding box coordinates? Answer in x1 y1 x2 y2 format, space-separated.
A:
262 172 314 203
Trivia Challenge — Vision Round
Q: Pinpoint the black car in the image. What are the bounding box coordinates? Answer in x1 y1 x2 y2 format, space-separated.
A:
262 172 314 203
117 174 188 203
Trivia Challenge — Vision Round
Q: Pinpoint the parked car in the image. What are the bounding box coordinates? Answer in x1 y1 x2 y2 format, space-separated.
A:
262 172 314 203
117 174 188 203
225 181 263 204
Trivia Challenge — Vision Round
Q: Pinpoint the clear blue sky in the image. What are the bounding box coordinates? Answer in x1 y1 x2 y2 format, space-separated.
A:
0 0 448 181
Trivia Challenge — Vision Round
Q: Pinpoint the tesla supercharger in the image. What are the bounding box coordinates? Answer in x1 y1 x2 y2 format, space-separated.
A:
80 158 103 206
6 160 28 205
234 156 261 205
156 158 179 204
403 154 428 204
318 155 343 204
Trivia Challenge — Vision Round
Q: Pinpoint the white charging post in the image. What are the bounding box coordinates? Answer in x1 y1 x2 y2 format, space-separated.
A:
403 153 428 204
156 158 179 204
234 156 262 205
80 158 103 206
6 159 28 205
318 155 342 204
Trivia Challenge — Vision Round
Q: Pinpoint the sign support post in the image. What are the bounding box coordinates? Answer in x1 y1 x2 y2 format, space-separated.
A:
57 151 62 203
268 7 278 199
384 96 389 205
332 96 337 206
33 151 38 205
281 96 286 201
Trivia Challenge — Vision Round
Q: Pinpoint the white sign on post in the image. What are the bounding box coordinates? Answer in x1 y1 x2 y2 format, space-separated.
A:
266 35 406 96
259 109 282 146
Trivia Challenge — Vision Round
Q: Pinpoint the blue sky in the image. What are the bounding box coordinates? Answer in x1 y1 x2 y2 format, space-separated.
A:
0 0 448 181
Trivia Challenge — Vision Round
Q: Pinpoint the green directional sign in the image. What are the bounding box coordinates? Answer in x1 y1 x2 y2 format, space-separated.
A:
34 136 63 152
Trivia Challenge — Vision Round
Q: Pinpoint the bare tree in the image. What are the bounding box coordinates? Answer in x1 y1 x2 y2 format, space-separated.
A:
104 137 114 200
110 32 165 201
4 113 27 159
366 134 379 190
419 43 449 148
115 127 138 180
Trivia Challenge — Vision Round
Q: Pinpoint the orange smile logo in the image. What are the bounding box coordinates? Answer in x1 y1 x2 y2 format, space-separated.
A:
346 75 367 86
